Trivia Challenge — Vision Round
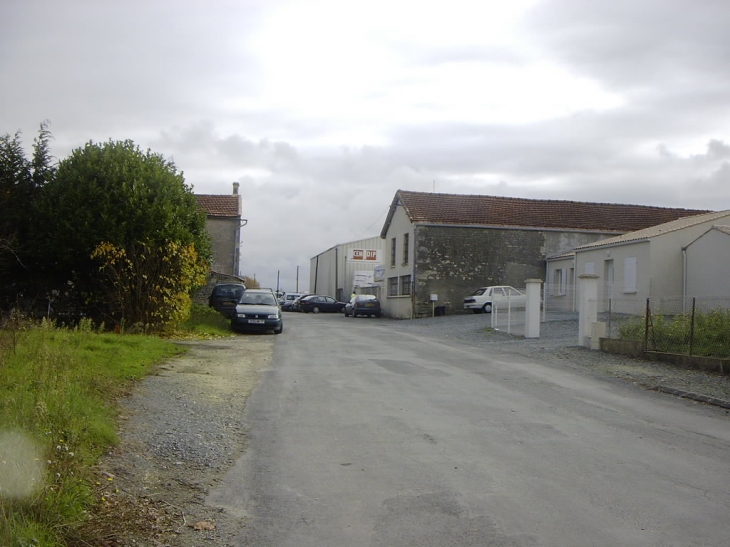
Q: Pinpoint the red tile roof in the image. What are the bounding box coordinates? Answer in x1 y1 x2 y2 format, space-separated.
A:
390 190 710 233
196 194 241 218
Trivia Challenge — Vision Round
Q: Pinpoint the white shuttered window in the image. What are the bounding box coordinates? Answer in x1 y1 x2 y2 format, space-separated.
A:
624 257 637 293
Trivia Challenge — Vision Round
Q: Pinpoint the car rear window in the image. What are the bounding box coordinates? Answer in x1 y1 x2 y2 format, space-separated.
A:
214 285 244 298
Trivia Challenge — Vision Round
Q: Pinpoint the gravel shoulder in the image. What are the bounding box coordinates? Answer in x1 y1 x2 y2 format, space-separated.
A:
85 315 730 546
84 337 274 547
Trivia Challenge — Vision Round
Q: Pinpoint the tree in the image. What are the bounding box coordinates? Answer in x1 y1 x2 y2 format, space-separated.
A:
0 132 31 264
91 240 208 330
0 122 55 306
34 139 211 326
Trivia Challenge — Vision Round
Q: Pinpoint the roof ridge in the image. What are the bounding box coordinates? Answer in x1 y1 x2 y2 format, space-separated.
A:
397 189 710 212
392 189 711 233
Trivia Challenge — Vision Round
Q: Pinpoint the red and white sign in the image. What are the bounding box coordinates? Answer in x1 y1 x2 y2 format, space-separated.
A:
348 249 380 262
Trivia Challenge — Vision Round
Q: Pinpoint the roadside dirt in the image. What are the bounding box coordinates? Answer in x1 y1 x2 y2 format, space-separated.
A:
78 336 273 547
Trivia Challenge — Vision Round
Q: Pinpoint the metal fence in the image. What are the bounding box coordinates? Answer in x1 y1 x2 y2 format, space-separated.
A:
490 299 526 336
603 296 730 359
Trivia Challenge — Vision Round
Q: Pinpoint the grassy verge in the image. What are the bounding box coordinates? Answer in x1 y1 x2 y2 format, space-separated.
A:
0 306 231 546
168 304 233 339
619 308 730 358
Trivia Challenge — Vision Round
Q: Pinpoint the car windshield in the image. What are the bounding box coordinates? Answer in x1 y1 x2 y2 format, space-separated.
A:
471 288 487 296
239 293 278 306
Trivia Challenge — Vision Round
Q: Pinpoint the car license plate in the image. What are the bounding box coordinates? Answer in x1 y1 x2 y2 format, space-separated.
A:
364 303 374 307
248 319 265 324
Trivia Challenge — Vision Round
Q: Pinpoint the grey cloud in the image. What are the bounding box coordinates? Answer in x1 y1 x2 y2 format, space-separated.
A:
523 0 730 90
698 140 730 161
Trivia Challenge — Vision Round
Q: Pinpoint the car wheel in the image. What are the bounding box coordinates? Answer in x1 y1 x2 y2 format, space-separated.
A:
482 303 492 313
274 324 283 334
312 306 320 314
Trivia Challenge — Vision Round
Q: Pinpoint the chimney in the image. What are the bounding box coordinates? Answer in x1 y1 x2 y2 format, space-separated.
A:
232 182 240 195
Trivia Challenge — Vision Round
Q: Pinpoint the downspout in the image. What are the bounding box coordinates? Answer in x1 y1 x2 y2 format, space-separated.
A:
543 259 548 322
572 254 577 312
682 246 688 313
314 255 319 293
411 227 417 320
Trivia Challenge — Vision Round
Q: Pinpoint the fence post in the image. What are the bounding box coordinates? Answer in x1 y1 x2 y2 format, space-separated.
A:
689 297 696 356
524 279 542 338
644 298 650 352
607 298 612 339
578 274 600 348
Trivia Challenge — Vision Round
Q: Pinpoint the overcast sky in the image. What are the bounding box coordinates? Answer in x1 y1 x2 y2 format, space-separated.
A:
2 0 729 292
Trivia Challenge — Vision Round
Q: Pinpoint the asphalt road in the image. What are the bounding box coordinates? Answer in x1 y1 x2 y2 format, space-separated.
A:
209 312 730 547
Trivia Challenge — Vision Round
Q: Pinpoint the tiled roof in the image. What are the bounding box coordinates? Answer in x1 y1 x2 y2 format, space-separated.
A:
393 190 710 233
573 210 730 250
196 194 241 218
713 224 730 236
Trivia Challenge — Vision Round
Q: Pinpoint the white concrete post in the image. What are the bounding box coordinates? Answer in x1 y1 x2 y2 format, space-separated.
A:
524 278 542 338
578 274 600 347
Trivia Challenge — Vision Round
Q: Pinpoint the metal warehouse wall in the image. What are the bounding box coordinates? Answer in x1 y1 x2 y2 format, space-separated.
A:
310 236 385 302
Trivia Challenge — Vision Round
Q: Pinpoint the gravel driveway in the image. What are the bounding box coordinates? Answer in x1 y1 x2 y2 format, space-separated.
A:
86 314 730 546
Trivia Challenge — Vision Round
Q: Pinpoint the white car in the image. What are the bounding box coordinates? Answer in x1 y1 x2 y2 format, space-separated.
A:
462 285 526 314
279 292 303 311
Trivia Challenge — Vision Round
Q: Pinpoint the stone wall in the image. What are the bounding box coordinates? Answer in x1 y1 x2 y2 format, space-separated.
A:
205 217 239 276
193 271 247 306
412 225 546 317
600 338 730 375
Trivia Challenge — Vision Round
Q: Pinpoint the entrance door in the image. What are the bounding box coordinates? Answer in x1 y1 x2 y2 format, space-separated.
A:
604 259 614 311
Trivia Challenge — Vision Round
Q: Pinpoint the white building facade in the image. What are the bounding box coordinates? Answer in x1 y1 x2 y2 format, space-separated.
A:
568 210 730 314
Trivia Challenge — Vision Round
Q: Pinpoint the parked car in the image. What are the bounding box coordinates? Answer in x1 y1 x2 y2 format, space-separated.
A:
280 292 303 311
208 283 246 318
297 294 345 313
344 294 381 317
462 285 526 314
230 289 283 334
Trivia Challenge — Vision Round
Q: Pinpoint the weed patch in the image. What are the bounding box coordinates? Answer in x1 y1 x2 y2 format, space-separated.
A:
0 322 183 546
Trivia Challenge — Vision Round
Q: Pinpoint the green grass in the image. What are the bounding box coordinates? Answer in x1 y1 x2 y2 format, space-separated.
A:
0 318 186 546
619 308 730 358
170 304 233 338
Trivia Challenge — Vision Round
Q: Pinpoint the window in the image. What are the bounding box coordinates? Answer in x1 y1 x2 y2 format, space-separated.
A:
400 275 411 295
553 268 567 296
624 257 637 293
390 237 396 267
551 269 561 296
402 233 409 265
388 276 398 296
